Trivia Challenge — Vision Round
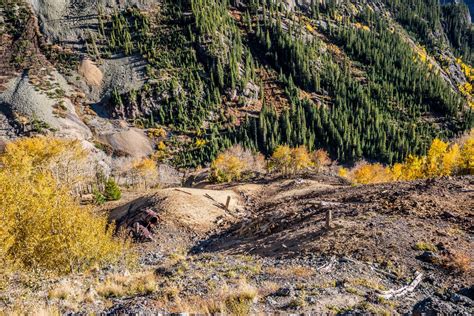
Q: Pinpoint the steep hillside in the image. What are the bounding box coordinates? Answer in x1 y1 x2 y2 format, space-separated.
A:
442 0 474 20
3 175 472 314
0 0 473 169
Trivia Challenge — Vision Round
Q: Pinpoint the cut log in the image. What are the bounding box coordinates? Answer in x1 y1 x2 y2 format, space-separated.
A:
377 271 423 299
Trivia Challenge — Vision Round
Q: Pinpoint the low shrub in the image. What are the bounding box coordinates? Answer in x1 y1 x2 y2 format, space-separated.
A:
104 178 122 201
270 145 312 175
210 145 264 183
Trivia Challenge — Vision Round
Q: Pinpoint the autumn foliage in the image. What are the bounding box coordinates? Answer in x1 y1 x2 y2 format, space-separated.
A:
270 145 313 175
270 146 332 175
210 145 265 183
210 145 332 182
343 133 474 184
0 137 127 275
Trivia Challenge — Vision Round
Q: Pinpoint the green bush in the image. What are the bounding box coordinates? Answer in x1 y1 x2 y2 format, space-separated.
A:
93 188 106 205
104 178 122 201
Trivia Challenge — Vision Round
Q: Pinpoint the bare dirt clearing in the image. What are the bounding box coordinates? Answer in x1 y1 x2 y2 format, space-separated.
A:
101 175 473 314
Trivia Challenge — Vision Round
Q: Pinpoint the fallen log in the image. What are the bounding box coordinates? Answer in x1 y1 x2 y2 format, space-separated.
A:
377 271 423 299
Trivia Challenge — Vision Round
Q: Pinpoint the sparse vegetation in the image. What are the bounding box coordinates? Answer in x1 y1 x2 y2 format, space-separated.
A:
437 251 472 275
414 242 438 252
96 272 156 298
224 283 258 316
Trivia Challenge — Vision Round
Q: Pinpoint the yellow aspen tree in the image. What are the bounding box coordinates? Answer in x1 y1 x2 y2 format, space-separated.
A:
390 163 404 181
132 158 158 188
441 144 461 176
291 146 313 174
425 138 449 177
210 152 246 183
351 163 391 184
0 137 127 274
402 155 426 180
271 145 293 175
460 138 474 174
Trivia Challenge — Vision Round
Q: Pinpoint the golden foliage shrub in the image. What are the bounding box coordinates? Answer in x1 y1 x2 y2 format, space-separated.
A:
291 146 313 173
0 137 127 275
271 145 313 175
312 149 332 172
343 132 474 184
131 158 159 188
271 145 293 175
210 145 265 183
0 137 89 187
350 162 392 184
210 150 248 183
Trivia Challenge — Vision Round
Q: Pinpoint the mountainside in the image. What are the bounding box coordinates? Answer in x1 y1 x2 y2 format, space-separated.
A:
1 2 474 314
1 0 473 169
442 0 474 20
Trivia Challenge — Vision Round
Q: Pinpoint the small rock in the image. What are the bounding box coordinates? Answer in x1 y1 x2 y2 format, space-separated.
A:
155 266 174 277
275 287 293 297
416 251 438 263
450 293 474 306
306 296 317 304
266 296 277 305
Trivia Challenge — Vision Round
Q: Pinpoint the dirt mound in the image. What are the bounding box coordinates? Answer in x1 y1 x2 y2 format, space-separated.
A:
97 128 153 158
78 59 103 87
109 187 245 252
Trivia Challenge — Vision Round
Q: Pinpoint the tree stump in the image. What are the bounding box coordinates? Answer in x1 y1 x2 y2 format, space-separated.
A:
225 196 231 211
326 209 332 230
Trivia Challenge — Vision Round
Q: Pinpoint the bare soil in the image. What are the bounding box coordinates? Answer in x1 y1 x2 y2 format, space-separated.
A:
102 175 473 314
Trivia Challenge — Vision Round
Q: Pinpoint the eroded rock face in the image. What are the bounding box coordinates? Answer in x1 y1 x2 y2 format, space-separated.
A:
0 72 92 140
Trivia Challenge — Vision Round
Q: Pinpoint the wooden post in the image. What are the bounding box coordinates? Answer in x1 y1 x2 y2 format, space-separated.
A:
225 196 231 211
326 209 332 230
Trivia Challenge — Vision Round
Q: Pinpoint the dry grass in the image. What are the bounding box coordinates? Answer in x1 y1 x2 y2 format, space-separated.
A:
345 286 364 296
438 251 472 275
170 281 258 315
96 271 156 298
48 285 71 300
258 281 280 296
349 278 386 291
265 265 315 278
224 282 258 315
